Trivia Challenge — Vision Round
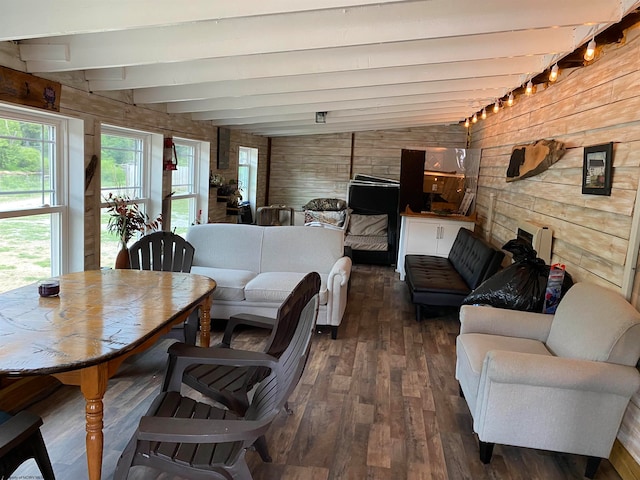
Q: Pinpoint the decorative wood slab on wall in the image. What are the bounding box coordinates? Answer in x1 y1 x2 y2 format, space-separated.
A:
0 65 61 111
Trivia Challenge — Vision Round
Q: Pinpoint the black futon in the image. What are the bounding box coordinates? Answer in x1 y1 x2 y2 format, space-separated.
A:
404 228 505 321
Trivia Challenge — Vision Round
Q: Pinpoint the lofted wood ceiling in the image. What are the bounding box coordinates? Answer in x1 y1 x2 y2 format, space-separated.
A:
3 0 640 137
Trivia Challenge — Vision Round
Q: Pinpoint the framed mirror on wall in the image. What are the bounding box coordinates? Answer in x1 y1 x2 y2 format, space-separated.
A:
582 142 613 196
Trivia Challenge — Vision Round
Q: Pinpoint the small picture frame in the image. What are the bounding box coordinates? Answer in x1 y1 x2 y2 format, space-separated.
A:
217 127 230 169
582 142 613 196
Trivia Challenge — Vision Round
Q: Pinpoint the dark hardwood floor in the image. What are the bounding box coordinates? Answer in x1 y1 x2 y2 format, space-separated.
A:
12 264 622 479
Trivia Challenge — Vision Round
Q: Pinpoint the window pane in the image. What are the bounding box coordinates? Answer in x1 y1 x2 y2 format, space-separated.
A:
170 197 194 237
172 144 195 195
238 165 249 200
0 214 52 293
0 119 56 210
101 132 143 198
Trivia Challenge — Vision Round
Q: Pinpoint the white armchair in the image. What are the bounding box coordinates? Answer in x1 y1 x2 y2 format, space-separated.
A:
456 282 640 478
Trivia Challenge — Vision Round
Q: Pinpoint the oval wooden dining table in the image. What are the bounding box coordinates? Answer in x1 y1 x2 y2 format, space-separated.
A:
0 269 216 480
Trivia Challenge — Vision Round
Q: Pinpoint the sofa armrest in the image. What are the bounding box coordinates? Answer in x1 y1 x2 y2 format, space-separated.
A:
460 305 553 342
473 350 640 456
482 350 640 396
323 256 352 329
328 256 352 288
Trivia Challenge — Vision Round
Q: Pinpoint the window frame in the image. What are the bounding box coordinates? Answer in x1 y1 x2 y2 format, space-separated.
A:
0 102 84 281
238 146 258 220
169 137 210 230
99 124 163 268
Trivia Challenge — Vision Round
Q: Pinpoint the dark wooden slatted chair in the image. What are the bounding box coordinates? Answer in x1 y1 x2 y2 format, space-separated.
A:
129 230 195 272
128 231 199 344
174 272 320 462
0 410 55 480
113 273 320 480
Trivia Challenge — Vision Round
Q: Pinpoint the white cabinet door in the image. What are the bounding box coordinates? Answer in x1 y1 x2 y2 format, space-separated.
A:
437 221 473 255
405 219 439 255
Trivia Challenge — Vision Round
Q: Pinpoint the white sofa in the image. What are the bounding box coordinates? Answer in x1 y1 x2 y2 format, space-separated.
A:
186 223 352 339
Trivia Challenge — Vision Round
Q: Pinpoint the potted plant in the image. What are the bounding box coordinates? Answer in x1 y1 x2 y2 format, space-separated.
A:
217 179 243 207
104 193 162 268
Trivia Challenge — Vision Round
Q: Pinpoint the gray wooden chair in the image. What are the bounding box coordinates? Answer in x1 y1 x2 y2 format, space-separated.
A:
113 273 320 480
166 272 321 462
128 231 199 344
0 410 55 480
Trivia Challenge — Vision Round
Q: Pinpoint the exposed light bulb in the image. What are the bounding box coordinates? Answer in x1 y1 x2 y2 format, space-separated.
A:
526 80 533 95
481 108 487 120
507 92 514 106
584 38 596 61
464 118 470 128
472 113 478 123
549 63 559 82
493 101 499 113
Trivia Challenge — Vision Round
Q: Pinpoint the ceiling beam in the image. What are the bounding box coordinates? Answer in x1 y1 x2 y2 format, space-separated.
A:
167 76 519 114
86 30 568 91
190 88 507 121
0 0 416 41
247 116 465 137
20 0 622 72
219 102 472 125
133 57 543 104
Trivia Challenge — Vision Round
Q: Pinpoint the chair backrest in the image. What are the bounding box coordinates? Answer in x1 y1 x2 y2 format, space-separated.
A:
245 272 321 388
129 231 195 273
245 287 319 422
448 228 505 289
266 271 321 358
546 282 640 365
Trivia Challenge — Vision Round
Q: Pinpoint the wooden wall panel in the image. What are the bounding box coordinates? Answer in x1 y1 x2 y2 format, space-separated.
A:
469 26 640 471
270 133 353 207
269 126 466 208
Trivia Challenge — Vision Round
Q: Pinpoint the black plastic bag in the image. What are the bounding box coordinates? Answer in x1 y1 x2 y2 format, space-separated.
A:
462 239 573 312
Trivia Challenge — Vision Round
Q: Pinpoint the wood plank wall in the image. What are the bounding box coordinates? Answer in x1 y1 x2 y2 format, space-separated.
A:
269 126 466 208
269 133 353 208
469 24 640 473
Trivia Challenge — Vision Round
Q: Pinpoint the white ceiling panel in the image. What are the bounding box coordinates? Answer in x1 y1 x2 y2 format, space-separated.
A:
3 0 640 136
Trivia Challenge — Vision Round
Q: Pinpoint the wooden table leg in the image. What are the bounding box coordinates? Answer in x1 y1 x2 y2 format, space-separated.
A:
199 295 212 348
80 364 108 480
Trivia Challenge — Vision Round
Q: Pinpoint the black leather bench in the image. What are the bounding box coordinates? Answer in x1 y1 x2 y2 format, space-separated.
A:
404 228 505 321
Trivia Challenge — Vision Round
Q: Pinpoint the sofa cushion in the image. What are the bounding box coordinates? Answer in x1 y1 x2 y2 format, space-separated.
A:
187 224 264 272
190 266 257 301
260 226 343 274
245 272 305 303
245 272 329 305
448 228 504 290
347 213 387 236
405 255 471 307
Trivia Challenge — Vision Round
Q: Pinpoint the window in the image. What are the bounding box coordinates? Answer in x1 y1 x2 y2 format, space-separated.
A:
100 125 162 268
238 146 258 219
169 138 210 235
0 104 83 293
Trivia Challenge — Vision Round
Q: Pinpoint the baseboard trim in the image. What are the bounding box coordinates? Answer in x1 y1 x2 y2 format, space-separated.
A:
611 439 640 480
